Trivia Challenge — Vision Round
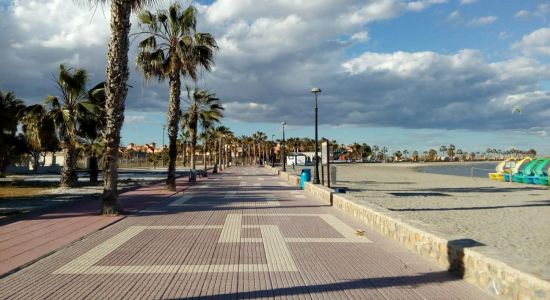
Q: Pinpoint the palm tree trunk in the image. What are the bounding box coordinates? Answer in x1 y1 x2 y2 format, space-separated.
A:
165 66 181 191
89 155 99 183
203 141 208 177
189 127 197 182
182 142 187 167
60 143 78 188
213 139 218 173
102 0 131 215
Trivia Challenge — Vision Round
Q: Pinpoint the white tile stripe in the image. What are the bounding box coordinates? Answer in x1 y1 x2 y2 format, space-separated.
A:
218 214 241 243
223 191 236 199
54 214 367 275
71 264 271 274
53 226 146 274
168 196 193 206
261 225 298 272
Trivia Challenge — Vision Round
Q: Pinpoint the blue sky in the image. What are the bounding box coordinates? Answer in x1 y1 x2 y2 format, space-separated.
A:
1 0 550 155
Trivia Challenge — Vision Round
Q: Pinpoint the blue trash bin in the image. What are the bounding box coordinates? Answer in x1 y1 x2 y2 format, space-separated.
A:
300 169 311 189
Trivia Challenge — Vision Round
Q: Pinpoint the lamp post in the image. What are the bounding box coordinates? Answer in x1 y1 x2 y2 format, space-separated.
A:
281 122 287 172
311 87 321 184
271 134 275 167
162 125 166 167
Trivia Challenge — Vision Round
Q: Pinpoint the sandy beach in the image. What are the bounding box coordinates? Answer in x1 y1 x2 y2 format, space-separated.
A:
284 162 550 280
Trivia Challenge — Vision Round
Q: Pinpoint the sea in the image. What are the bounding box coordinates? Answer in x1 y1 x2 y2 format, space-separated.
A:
415 162 499 179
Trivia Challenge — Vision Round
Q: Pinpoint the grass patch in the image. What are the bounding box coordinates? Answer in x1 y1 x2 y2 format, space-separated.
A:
0 187 53 199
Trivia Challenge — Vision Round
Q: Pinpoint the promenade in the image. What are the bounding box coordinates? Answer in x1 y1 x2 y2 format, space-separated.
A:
0 167 490 299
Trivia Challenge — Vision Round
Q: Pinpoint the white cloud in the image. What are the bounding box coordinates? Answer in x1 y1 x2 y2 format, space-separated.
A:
350 31 370 43
498 31 510 40
446 10 460 22
536 4 550 16
338 49 550 129
10 0 109 49
460 0 477 5
407 0 447 12
467 16 497 26
1 0 549 135
512 28 550 56
515 10 530 19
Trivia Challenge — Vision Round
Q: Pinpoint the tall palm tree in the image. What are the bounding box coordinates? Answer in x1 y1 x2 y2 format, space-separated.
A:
181 88 223 181
135 3 218 191
212 125 231 171
43 64 98 188
82 0 157 214
200 128 213 176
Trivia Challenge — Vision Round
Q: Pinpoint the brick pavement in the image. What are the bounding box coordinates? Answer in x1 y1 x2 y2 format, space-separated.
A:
0 167 492 299
0 177 191 277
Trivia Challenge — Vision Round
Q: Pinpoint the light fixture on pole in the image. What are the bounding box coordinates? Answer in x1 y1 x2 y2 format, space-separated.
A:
281 122 287 172
311 87 321 184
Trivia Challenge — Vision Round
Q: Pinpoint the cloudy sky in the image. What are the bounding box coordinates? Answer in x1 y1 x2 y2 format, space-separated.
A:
1 0 550 154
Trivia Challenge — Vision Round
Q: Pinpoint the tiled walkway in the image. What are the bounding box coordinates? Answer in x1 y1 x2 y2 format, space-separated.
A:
0 178 191 276
0 167 492 299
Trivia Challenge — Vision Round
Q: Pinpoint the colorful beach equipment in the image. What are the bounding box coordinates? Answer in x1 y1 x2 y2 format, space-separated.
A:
488 158 514 181
512 158 545 183
502 157 532 182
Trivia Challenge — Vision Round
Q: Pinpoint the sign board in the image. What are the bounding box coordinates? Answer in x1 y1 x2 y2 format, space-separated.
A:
286 155 306 166
321 142 328 165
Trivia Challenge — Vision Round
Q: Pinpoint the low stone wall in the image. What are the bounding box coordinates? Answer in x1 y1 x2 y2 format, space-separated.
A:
303 182 332 204
264 165 550 300
288 174 300 186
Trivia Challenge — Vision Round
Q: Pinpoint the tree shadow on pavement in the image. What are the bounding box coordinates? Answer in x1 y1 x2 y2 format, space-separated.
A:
175 271 462 300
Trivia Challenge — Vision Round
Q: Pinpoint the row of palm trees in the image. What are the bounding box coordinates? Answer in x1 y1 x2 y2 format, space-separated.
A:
0 65 105 185
88 1 221 214
0 2 221 215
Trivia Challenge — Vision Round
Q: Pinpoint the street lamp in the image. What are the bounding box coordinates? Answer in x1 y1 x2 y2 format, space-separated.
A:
311 87 321 184
281 122 287 172
162 125 166 167
271 134 275 167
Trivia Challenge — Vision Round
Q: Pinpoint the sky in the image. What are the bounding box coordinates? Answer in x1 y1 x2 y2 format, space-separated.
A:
1 0 550 155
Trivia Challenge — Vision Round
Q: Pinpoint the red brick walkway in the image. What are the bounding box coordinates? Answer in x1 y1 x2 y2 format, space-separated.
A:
0 167 492 299
0 177 192 276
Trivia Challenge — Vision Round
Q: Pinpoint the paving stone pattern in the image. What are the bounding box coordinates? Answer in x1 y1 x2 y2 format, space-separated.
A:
0 167 492 299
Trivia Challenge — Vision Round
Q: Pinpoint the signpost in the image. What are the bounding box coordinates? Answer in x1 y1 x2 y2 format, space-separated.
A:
321 140 331 188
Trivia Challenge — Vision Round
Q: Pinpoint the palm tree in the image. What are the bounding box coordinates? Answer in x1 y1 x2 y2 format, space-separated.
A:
447 144 456 159
44 64 99 188
428 149 438 161
0 90 26 177
439 145 447 160
21 105 57 172
212 126 231 171
135 3 218 191
412 150 419 162
77 82 106 183
82 0 157 215
253 131 267 164
200 129 213 176
181 88 223 181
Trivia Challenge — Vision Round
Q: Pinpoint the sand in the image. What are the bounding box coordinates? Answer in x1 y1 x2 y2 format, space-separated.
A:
321 162 550 280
